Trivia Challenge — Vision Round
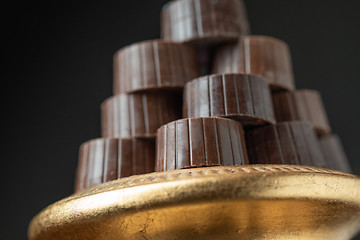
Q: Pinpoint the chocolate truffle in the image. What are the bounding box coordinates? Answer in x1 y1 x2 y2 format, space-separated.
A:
113 40 198 94
319 134 352 173
101 92 182 138
272 89 331 135
156 117 249 171
161 0 250 45
245 121 326 167
183 73 275 126
75 138 155 193
212 35 295 91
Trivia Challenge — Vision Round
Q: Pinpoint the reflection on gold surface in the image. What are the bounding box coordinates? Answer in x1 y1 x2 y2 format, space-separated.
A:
28 165 360 240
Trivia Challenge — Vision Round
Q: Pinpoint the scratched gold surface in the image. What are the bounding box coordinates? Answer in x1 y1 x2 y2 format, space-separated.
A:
28 165 360 240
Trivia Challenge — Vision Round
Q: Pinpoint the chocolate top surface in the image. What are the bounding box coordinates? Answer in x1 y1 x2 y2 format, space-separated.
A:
75 137 155 193
161 0 250 44
156 117 249 171
319 134 352 173
183 73 275 125
272 89 331 135
246 121 326 167
244 35 289 46
101 92 182 138
212 35 295 91
113 39 199 94
113 39 192 56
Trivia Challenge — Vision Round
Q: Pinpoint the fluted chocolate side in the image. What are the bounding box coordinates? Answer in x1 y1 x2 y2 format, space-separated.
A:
245 121 326 167
161 0 250 44
319 134 352 173
183 73 275 126
101 92 182 138
113 40 199 94
75 138 155 193
272 89 331 135
212 35 295 91
156 117 249 171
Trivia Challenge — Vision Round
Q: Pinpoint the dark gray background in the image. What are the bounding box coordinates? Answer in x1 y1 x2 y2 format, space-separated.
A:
3 1 360 239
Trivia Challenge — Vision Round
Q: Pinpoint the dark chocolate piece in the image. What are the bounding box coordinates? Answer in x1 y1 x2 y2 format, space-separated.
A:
113 40 198 94
155 117 249 171
183 73 275 126
75 138 155 193
161 0 250 45
212 35 295 91
319 134 352 173
272 89 331 135
245 121 326 167
101 92 182 138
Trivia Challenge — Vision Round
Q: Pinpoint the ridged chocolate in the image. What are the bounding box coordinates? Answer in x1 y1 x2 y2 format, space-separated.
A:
101 92 182 138
245 121 326 167
212 35 295 91
161 0 250 45
272 89 331 135
75 138 155 193
319 134 352 173
183 73 275 126
156 117 249 171
113 40 199 94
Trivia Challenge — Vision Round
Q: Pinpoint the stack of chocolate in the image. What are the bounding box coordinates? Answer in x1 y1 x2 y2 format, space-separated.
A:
75 0 351 193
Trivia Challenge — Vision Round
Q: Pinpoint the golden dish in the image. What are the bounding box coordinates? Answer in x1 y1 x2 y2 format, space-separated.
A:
28 165 360 240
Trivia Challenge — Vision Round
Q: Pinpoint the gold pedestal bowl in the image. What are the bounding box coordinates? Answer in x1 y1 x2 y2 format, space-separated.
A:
28 165 360 240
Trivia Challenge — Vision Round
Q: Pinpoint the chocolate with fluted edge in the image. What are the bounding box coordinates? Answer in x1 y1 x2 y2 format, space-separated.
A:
75 138 155 193
101 92 182 138
183 73 275 126
161 0 249 45
272 89 331 135
155 117 249 171
319 134 352 173
113 40 198 94
245 121 326 167
212 35 295 91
